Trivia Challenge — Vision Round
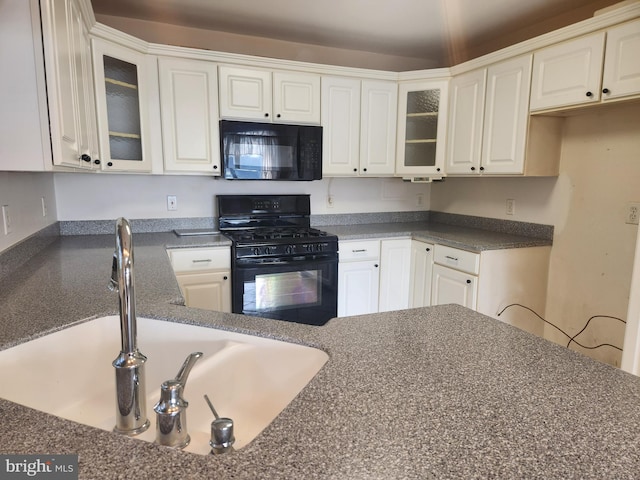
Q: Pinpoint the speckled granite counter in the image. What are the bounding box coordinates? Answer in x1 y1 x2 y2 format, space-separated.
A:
322 221 551 251
2 232 640 479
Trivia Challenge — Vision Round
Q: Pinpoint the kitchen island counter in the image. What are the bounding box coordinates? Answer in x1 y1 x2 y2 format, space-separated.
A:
1 233 639 479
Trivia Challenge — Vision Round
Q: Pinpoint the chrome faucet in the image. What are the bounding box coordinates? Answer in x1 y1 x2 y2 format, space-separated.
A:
109 217 150 436
154 352 203 448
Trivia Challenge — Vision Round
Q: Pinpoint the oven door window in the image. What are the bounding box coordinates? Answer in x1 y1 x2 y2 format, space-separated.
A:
244 270 320 312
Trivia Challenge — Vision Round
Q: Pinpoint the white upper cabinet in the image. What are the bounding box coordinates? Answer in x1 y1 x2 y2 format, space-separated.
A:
218 66 320 124
445 69 487 174
158 57 221 174
481 54 532 175
530 19 640 111
321 77 361 175
530 33 605 111
602 19 640 101
322 77 397 176
396 80 449 178
92 38 152 172
40 0 99 169
360 80 398 176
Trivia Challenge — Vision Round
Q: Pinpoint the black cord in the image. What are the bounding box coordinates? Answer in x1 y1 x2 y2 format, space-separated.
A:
496 303 625 352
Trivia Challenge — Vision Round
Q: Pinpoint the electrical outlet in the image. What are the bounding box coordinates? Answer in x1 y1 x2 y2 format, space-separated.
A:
626 202 640 225
2 205 12 235
167 195 178 211
41 197 47 217
326 195 334 208
506 199 515 216
416 193 424 207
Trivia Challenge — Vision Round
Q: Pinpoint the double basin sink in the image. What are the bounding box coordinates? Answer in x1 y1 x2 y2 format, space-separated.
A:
0 316 328 455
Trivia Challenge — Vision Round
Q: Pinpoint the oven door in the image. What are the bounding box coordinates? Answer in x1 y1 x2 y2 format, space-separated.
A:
232 254 337 325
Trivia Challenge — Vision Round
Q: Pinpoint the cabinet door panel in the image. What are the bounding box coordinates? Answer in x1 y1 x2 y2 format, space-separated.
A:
321 77 361 175
273 71 320 124
409 241 433 308
481 54 532 175
360 80 397 175
602 19 640 100
219 66 271 120
431 264 477 310
338 262 379 317
159 57 220 173
446 69 486 175
176 271 231 312
379 238 411 312
530 33 604 110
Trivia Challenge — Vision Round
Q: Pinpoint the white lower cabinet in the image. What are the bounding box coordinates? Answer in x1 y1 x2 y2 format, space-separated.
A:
409 240 434 308
338 240 380 317
431 245 479 309
167 247 231 312
378 238 412 312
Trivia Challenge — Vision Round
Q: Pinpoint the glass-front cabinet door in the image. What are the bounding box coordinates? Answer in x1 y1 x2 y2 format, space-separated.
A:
395 79 448 178
92 38 151 172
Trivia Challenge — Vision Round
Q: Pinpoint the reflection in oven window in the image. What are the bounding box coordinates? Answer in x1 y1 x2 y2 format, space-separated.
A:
244 271 321 312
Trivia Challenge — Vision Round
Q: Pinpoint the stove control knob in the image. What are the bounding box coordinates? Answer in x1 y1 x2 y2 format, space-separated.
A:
315 243 323 252
285 245 295 255
252 247 261 256
264 246 274 255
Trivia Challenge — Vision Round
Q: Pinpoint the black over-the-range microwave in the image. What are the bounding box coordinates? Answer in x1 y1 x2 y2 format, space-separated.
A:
219 120 323 181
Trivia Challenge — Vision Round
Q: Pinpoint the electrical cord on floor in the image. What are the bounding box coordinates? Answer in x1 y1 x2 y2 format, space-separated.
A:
496 303 626 352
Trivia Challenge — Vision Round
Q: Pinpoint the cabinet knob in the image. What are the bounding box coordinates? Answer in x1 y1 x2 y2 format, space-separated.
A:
213 165 218 170
107 161 113 167
374 264 379 268
479 166 485 171
353 168 358 172
94 159 101 165
223 276 228 280
363 168 367 172
586 91 593 97
436 167 441 172
264 113 270 117
80 154 91 163
425 248 430 252
276 114 281 118
466 279 471 284
603 88 610 94
470 167 475 171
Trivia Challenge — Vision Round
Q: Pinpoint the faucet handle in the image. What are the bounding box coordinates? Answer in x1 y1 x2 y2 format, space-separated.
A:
108 252 118 292
153 352 203 449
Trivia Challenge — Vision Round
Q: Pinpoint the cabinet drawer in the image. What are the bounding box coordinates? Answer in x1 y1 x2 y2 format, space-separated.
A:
339 240 380 262
168 248 230 272
433 245 479 275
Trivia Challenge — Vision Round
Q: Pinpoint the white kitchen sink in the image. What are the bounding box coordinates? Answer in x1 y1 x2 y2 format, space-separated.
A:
0 316 328 455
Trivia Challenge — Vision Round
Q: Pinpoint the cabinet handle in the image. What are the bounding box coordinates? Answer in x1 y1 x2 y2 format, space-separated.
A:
352 249 367 253
445 255 459 262
586 91 593 97
80 154 91 163
192 259 213 263
602 88 610 94
466 279 471 284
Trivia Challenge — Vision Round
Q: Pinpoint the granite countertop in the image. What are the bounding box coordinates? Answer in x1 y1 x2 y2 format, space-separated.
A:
2 231 639 478
321 221 552 252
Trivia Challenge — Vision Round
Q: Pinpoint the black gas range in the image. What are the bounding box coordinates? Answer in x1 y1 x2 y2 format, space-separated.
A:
217 195 338 325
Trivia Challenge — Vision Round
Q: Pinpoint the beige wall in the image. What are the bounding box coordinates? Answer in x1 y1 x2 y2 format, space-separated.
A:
432 103 640 366
95 14 433 72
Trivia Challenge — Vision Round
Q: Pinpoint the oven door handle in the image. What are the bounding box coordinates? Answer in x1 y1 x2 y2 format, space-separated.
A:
236 254 336 266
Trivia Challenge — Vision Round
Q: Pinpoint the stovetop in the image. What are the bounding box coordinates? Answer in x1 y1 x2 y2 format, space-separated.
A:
224 227 332 244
